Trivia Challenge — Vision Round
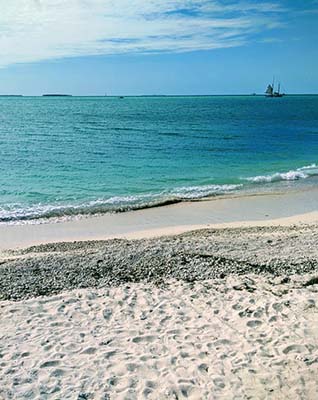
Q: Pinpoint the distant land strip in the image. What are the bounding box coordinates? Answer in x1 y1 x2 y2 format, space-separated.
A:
42 94 72 97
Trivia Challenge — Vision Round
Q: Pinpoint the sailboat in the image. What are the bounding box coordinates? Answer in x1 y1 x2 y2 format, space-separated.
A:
265 77 285 97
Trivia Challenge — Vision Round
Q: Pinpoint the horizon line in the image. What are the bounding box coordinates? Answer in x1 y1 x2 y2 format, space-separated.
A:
1 93 318 98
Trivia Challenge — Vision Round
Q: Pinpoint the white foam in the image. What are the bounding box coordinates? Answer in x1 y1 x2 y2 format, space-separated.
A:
244 164 318 184
170 184 242 199
0 184 242 224
3 163 317 224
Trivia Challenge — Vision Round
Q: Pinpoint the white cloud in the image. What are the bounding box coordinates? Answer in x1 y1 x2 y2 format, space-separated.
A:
0 0 285 67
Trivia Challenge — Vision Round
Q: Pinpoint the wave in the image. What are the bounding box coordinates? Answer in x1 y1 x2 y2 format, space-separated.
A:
0 183 242 224
2 163 317 224
169 184 242 199
243 164 318 184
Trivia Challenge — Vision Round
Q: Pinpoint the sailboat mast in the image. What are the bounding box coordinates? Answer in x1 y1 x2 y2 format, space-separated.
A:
278 83 280 94
272 76 275 92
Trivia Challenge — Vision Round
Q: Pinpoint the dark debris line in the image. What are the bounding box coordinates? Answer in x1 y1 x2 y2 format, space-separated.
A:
1 227 318 301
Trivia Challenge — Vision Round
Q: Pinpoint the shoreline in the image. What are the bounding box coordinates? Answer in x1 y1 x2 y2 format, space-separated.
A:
1 186 318 251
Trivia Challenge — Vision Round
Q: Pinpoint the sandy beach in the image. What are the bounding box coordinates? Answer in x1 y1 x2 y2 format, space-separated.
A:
1 191 318 399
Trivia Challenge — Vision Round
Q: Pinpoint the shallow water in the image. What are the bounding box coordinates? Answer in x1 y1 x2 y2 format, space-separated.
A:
1 95 318 222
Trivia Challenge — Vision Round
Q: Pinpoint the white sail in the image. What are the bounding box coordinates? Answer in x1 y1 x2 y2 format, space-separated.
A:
265 84 273 95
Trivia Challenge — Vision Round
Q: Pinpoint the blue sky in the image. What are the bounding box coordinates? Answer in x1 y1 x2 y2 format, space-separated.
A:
0 0 318 95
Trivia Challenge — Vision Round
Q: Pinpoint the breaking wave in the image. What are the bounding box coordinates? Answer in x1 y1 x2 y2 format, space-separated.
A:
243 164 318 184
2 163 317 225
0 184 242 224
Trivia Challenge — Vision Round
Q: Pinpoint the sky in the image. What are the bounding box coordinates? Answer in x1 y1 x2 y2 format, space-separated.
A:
0 0 318 95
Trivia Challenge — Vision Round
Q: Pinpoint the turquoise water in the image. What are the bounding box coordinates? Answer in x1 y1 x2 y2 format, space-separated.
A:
1 95 318 223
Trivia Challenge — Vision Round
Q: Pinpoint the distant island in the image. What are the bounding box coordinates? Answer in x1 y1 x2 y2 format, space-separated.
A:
0 94 23 97
42 94 72 97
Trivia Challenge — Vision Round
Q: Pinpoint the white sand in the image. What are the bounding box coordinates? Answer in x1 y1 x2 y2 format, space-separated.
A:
1 276 318 399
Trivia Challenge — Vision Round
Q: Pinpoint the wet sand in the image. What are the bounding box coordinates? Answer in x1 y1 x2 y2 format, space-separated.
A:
1 186 318 251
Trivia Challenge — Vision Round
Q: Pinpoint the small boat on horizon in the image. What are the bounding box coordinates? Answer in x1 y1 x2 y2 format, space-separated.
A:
265 77 285 98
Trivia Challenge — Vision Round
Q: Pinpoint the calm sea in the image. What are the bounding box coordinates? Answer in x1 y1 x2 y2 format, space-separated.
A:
1 95 318 223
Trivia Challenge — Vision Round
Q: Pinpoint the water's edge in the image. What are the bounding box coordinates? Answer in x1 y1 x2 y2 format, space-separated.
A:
2 164 317 226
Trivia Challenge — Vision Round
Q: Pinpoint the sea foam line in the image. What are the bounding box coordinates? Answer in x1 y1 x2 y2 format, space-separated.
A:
0 184 242 224
3 163 316 225
243 164 318 184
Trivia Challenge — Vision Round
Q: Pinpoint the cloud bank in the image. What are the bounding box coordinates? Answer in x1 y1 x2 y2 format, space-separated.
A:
0 0 286 67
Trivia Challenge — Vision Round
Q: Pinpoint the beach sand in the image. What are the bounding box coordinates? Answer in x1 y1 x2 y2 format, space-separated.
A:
1 276 318 399
1 191 318 399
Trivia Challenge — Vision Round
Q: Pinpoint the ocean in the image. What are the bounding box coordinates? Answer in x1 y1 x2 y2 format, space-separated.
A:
1 95 318 224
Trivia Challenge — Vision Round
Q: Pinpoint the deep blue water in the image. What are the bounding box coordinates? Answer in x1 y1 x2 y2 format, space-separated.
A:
1 95 318 223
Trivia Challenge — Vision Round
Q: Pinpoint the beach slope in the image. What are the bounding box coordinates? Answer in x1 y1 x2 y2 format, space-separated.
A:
1 223 318 399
